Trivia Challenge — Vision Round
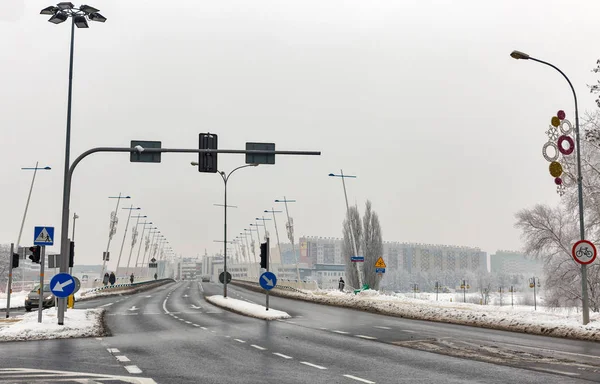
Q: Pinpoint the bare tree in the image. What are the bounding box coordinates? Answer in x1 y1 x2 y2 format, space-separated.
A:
342 206 362 289
362 200 383 290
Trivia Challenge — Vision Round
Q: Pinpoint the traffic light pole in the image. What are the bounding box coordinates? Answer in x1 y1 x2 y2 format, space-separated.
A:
38 246 45 323
57 146 320 325
5 243 14 318
265 236 270 311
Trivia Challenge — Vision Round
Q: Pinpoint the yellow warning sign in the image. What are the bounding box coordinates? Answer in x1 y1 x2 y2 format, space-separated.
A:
374 257 386 268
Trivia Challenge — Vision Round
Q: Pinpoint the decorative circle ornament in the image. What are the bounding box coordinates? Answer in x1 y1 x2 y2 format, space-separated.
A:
551 116 561 127
546 126 559 141
549 161 563 177
559 119 573 135
557 184 566 196
557 110 566 120
542 141 559 162
555 177 562 185
557 135 574 155
561 172 575 187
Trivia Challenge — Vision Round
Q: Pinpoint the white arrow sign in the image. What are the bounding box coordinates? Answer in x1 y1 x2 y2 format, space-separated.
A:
262 275 274 287
191 305 201 309
53 279 73 292
128 306 138 311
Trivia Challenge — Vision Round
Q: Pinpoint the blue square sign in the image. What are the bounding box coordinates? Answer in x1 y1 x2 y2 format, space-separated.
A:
34 226 54 246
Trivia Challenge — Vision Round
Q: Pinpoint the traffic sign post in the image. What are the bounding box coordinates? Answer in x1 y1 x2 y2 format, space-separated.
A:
572 240 597 265
219 272 232 284
5 243 14 319
375 268 386 274
50 273 77 298
350 256 364 262
34 226 54 246
38 246 46 323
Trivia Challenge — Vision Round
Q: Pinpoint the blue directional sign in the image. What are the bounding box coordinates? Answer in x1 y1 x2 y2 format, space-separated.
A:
350 256 364 262
259 271 277 290
50 273 76 298
375 268 386 274
34 226 54 246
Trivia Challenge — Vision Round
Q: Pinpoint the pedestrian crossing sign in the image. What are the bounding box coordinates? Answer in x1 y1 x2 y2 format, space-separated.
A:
374 257 386 268
34 226 54 246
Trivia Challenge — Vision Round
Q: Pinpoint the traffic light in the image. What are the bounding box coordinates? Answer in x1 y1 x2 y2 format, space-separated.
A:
29 246 41 263
259 242 268 269
198 133 218 173
69 241 75 268
12 253 19 268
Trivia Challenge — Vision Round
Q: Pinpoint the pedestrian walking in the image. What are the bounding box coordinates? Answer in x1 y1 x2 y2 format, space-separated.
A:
102 272 109 286
130 273 134 284
109 272 116 286
339 277 345 291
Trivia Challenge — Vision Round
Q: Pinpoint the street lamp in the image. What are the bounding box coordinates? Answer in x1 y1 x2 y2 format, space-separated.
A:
328 171 363 288
134 221 152 275
244 228 256 262
510 50 589 324
125 215 146 276
102 194 130 277
16 163 52 248
190 161 258 298
143 228 159 277
274 198 301 282
115 206 141 275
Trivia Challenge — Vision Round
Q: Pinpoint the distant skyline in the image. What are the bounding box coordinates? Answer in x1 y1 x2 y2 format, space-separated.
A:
1 0 599 271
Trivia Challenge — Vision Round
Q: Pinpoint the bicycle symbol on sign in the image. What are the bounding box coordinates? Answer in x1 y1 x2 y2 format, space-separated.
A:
576 246 594 259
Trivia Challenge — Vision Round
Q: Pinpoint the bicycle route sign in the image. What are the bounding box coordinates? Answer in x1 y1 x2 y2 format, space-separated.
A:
572 240 597 265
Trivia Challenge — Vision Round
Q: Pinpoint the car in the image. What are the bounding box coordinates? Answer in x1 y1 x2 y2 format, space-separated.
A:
24 284 55 312
201 276 210 282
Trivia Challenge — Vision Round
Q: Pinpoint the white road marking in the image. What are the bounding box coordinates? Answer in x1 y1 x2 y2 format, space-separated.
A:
401 330 416 333
95 338 103 341
234 339 246 343
251 345 266 350
115 356 130 362
178 318 184 321
333 330 349 334
498 342 600 360
162 298 169 314
193 324 200 327
343 374 376 383
300 362 327 370
145 295 152 298
373 326 391 330
124 365 143 374
319 327 328 330
100 303 114 307
273 353 293 359
355 335 377 340
201 327 207 330
107 348 120 353
533 368 580 376
185 321 192 324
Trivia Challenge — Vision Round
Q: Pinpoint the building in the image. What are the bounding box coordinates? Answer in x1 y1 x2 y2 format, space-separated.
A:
299 236 343 267
490 250 543 276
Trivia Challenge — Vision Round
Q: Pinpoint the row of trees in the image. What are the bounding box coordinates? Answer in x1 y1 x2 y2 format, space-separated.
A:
341 200 384 290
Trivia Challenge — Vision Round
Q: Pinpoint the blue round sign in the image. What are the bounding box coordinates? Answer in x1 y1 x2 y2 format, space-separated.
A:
259 271 277 290
50 273 76 298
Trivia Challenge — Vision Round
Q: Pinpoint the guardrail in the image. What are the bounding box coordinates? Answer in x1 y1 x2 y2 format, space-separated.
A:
80 278 175 296
234 276 318 291
231 279 309 295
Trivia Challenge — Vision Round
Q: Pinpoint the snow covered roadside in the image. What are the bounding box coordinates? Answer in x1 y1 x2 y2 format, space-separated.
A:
205 295 291 320
0 308 105 342
232 281 600 341
0 292 28 309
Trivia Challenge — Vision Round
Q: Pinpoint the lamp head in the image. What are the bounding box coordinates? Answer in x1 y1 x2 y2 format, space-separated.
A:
510 50 530 60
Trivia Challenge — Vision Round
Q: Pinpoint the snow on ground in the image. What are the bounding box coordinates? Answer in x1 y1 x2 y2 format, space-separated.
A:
252 284 600 341
0 308 105 341
206 295 291 320
0 291 29 310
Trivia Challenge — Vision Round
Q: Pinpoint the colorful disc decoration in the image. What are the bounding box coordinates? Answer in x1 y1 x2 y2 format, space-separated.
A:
549 161 563 177
557 135 574 155
541 110 574 196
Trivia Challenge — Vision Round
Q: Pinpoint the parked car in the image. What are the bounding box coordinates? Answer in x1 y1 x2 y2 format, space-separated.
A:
25 284 54 312
201 276 210 282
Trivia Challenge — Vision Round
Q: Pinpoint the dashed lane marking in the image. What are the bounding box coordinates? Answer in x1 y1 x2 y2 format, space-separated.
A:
185 321 192 324
124 365 143 374
343 374 376 383
116 356 131 362
402 330 416 333
107 348 120 353
193 324 200 327
300 362 327 370
273 353 293 359
234 339 246 343
201 327 207 330
251 345 266 350
355 335 377 340
373 326 391 330
533 368 580 376
333 330 349 334
100 303 114 307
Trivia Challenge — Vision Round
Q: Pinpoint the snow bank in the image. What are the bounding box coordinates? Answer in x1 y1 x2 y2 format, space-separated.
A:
235 281 600 341
0 308 105 341
206 295 291 320
0 292 28 309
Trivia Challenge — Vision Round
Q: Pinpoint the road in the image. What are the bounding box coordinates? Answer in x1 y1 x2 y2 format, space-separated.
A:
0 280 598 383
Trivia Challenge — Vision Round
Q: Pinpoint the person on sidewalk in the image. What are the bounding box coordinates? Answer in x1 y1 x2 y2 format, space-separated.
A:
102 272 109 286
109 272 116 286
339 277 345 291
130 273 134 284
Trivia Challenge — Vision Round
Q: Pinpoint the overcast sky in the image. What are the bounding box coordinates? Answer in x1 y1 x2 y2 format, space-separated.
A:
1 0 599 270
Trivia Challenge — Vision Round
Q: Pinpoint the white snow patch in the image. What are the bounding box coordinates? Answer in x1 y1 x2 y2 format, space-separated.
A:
0 308 105 341
205 295 291 320
0 292 29 309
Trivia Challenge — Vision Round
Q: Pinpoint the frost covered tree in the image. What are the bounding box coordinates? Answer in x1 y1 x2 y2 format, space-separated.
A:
342 206 362 289
515 112 600 311
362 200 383 290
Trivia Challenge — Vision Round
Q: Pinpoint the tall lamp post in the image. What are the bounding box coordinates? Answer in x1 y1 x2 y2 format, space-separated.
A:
510 50 589 325
115 206 140 276
125 215 146 276
191 161 258 298
275 198 302 282
134 221 152 276
101 194 130 277
264 210 284 275
329 171 363 288
40 3 106 326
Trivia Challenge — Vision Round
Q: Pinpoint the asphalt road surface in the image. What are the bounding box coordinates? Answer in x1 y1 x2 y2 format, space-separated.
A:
0 280 598 383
